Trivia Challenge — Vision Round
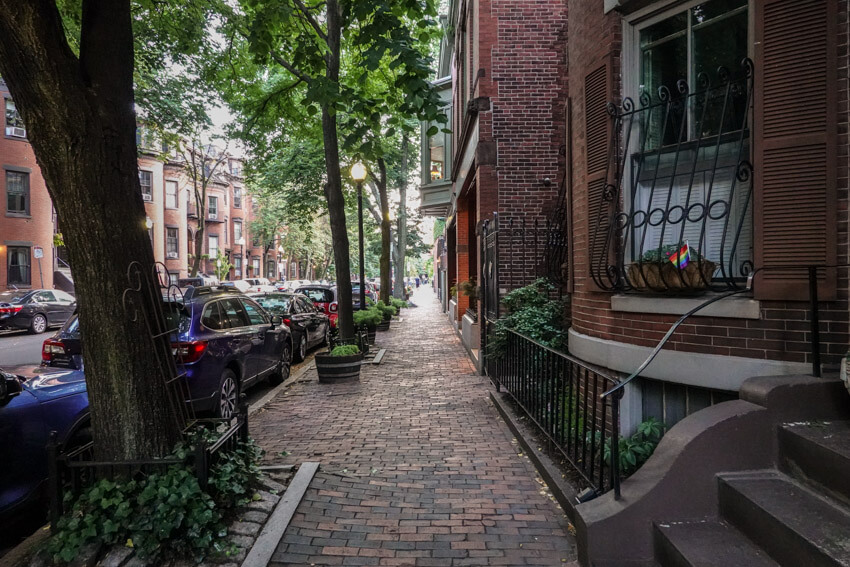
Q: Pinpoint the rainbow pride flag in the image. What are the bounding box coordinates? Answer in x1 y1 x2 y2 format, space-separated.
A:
667 242 690 269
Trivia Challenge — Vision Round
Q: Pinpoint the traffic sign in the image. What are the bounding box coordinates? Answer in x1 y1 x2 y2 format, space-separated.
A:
33 246 44 259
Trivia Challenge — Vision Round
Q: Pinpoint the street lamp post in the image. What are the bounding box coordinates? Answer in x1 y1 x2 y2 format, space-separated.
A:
351 162 368 311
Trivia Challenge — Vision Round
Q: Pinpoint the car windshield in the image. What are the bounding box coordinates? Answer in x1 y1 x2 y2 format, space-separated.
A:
301 288 333 302
253 295 291 314
0 291 29 304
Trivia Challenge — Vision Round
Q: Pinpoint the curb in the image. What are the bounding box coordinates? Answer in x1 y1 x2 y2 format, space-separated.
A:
241 462 319 567
489 391 579 523
248 354 316 416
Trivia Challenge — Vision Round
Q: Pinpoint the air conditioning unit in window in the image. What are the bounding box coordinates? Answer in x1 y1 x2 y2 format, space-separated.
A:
10 127 26 138
166 252 178 259
208 213 217 220
142 193 152 202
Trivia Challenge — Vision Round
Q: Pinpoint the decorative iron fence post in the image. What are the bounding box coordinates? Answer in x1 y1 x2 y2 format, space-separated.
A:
611 393 621 500
47 430 62 529
238 399 249 444
195 439 209 491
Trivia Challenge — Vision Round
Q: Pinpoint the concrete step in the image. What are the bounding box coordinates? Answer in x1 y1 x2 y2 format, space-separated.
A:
654 519 779 567
780 421 850 506
718 470 850 567
53 269 74 294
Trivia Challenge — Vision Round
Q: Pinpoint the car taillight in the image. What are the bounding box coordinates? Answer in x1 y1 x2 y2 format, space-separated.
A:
172 340 208 363
283 318 291 327
329 302 338 313
0 306 23 315
42 339 66 363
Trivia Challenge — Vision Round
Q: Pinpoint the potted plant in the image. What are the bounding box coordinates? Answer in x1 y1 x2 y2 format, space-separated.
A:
353 307 382 344
315 344 363 383
375 301 397 331
391 297 406 314
628 243 716 292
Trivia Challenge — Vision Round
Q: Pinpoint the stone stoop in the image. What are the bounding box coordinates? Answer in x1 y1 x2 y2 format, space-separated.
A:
653 421 850 567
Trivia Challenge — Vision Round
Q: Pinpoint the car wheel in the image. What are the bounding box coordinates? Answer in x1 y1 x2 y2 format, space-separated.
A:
216 369 239 419
269 342 292 386
29 313 47 335
295 334 307 362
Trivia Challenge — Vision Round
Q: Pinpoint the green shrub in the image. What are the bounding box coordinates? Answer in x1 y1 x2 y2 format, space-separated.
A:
45 431 264 564
390 298 406 310
352 307 382 328
375 301 397 319
330 344 360 356
488 278 568 358
604 417 664 477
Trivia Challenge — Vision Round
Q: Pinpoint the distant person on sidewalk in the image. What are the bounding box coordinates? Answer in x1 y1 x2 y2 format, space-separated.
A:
415 277 420 288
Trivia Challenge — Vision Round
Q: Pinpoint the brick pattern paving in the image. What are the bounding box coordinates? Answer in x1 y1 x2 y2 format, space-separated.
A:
251 288 577 566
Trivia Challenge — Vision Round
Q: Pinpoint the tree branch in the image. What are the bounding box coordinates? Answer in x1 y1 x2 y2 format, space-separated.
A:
291 0 327 42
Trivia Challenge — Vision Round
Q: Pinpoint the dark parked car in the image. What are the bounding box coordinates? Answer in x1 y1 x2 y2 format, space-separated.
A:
0 289 77 334
42 286 293 418
350 282 377 307
295 284 338 329
248 292 330 362
0 367 89 527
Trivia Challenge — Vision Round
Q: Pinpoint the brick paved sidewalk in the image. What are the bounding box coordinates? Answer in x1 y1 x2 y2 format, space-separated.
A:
251 287 577 566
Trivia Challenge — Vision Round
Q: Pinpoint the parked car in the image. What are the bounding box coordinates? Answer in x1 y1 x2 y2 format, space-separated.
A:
42 286 293 418
222 279 252 293
350 282 377 306
248 292 330 362
243 278 276 293
0 367 89 527
0 289 77 334
178 275 219 288
295 284 338 329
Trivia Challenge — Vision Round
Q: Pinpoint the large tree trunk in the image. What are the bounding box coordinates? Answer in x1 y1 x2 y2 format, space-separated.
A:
394 135 409 299
321 0 354 339
191 220 205 276
375 159 392 304
0 0 181 459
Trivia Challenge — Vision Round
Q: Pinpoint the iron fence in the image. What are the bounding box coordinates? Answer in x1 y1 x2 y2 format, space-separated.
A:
492 329 622 496
47 404 249 529
591 58 755 293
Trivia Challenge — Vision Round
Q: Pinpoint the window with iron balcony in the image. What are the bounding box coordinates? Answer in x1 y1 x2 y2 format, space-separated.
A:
591 0 754 294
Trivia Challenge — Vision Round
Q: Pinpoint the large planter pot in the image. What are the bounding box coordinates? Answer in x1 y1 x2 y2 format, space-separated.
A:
628 260 716 292
377 320 391 332
366 325 377 344
316 352 363 383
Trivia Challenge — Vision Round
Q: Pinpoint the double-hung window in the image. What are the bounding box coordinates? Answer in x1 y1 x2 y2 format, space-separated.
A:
208 196 218 219
7 246 30 285
6 170 29 215
139 170 153 201
5 99 25 138
208 235 219 258
625 0 752 283
234 220 242 243
165 180 178 209
166 228 179 258
233 186 242 208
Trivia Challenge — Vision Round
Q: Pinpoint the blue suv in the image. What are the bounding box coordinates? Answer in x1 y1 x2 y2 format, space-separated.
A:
42 286 293 419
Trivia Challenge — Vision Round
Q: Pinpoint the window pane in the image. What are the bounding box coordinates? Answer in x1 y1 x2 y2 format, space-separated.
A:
6 171 28 213
242 300 268 325
202 302 226 330
221 298 250 327
208 235 218 257
166 228 178 255
640 15 687 149
165 180 178 208
139 171 152 195
8 246 31 285
5 99 25 136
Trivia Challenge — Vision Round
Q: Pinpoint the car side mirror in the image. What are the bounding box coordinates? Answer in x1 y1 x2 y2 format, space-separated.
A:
270 315 282 328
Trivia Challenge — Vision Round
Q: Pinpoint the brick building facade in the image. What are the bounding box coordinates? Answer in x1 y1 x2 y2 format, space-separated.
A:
0 81 55 291
420 0 570 362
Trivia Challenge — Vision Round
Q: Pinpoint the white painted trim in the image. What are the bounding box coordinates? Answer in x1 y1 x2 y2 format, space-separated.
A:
568 328 810 391
610 294 761 319
454 120 478 198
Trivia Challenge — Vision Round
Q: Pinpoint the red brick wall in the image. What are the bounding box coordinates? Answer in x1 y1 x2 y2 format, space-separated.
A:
0 85 54 290
568 1 849 368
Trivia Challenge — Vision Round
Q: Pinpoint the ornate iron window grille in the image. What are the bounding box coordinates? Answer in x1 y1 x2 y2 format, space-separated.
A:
590 58 755 293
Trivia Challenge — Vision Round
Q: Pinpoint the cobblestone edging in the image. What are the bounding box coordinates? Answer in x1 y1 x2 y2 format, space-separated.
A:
26 474 290 567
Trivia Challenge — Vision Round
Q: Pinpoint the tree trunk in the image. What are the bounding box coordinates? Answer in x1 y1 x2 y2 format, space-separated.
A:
0 0 181 459
191 220 204 276
394 135 409 299
376 159 391 304
321 0 354 339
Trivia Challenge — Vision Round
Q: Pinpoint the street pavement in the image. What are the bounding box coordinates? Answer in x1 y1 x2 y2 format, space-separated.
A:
0 330 47 369
251 286 578 566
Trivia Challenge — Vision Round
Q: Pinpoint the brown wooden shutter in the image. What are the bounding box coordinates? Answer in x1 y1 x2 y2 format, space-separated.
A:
754 0 837 300
584 57 614 292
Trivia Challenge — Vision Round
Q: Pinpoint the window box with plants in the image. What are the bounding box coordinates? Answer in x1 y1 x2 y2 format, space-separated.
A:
627 243 716 293
353 307 382 344
315 344 363 383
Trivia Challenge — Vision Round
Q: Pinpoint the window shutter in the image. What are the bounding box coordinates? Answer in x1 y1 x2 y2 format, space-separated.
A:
585 57 614 292
753 0 837 300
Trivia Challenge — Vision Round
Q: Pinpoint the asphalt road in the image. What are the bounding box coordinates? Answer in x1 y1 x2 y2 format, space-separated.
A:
0 330 46 369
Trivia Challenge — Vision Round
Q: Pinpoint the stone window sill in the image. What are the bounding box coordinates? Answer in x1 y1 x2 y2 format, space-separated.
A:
610 293 760 320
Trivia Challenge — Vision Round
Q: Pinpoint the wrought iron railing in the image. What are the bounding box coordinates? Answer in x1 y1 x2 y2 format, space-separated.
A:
591 59 755 293
48 403 249 528
491 330 622 496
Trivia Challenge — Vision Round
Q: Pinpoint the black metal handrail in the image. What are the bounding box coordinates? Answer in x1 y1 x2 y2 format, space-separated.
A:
493 329 622 496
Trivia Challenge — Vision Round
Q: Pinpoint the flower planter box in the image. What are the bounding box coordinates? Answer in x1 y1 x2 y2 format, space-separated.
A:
628 260 716 292
315 352 363 383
